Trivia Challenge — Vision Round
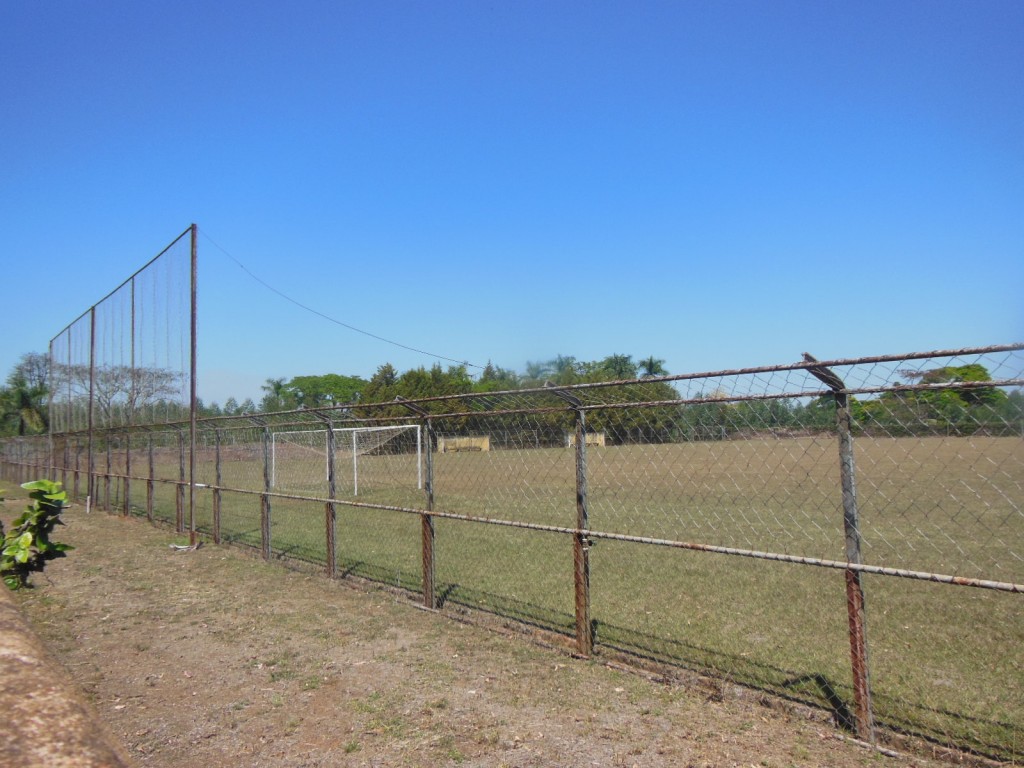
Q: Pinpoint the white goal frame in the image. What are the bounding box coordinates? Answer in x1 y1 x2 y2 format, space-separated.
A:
271 424 422 496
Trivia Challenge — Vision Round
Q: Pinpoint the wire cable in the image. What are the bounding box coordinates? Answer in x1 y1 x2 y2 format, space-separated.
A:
199 228 483 370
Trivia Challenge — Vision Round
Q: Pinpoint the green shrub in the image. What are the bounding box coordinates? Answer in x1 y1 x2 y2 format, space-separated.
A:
1 479 73 590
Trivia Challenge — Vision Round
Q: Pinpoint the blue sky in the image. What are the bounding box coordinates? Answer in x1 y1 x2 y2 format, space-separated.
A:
2 1 1022 405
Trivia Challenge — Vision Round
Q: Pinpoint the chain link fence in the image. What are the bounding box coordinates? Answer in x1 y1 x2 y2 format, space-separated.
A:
3 344 1021 761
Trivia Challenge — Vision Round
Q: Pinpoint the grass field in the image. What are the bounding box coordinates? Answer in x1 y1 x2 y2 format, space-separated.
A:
67 433 1023 760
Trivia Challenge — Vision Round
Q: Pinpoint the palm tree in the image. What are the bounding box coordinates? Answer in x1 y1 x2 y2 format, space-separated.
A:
523 360 554 386
260 377 289 411
551 355 580 385
0 373 48 436
600 353 638 380
638 356 668 378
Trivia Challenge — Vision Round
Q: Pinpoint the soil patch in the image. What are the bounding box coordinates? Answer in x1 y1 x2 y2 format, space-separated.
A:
6 499 954 767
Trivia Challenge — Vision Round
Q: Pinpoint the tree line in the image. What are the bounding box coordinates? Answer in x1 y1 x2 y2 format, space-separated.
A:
224 354 672 415
186 356 1024 441
2 351 1021 439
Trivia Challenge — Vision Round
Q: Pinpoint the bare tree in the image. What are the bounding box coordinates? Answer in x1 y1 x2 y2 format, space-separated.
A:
53 363 183 427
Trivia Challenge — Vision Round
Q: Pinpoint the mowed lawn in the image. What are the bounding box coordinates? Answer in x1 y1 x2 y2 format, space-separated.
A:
87 434 1023 760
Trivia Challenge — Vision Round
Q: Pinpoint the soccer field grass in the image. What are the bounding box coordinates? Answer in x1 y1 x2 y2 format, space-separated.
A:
116 434 1021 758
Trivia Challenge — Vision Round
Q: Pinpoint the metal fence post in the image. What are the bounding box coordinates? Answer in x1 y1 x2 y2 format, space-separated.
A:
574 406 593 655
213 428 222 544
104 438 112 511
422 417 436 609
188 223 198 546
314 413 337 578
123 433 131 516
146 433 154 522
326 423 337 578
257 419 272 561
176 428 186 533
73 436 81 501
62 438 70 492
126 274 134 517
395 397 436 609
804 354 875 742
87 306 96 510
47 357 54 483
547 385 593 656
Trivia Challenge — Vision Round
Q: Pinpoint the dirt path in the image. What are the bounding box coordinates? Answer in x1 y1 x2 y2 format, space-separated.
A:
8 501 950 768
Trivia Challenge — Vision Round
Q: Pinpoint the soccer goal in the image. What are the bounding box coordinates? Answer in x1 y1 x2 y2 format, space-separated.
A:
270 424 422 496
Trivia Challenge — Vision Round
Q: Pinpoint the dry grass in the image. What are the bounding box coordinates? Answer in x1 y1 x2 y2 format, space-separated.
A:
52 434 1024 760
4 497 964 768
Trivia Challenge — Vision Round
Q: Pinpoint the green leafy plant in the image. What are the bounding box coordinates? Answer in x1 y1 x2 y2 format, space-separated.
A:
1 479 73 590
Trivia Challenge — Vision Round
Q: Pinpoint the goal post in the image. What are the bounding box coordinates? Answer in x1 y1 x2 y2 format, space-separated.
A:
270 424 422 496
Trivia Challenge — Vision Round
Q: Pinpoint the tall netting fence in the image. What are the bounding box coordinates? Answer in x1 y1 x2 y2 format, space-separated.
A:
42 225 195 526
48 226 194 437
4 344 1021 761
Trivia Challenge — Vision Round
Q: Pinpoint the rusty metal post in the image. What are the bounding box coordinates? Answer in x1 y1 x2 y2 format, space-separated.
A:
803 354 875 742
573 406 593 655
146 433 154 522
104 438 112 511
73 437 81 500
188 223 198 545
62 336 74 495
421 418 436 609
125 275 134 517
123 433 131 516
260 423 272 561
837 396 875 743
547 385 593 656
87 306 96 509
46 345 54 480
213 428 222 544
394 397 436 609
176 428 186 533
313 412 337 578
62 439 70 493
66 334 73 468
130 273 136 381
325 423 337 578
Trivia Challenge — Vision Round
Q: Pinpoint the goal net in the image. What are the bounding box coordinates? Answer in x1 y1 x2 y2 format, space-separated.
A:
271 424 422 496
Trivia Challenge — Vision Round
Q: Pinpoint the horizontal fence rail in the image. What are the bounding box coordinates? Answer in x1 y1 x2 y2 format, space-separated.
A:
3 344 1022 761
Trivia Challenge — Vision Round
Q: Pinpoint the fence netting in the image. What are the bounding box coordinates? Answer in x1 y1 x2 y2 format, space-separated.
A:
48 227 192 434
3 344 1021 761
